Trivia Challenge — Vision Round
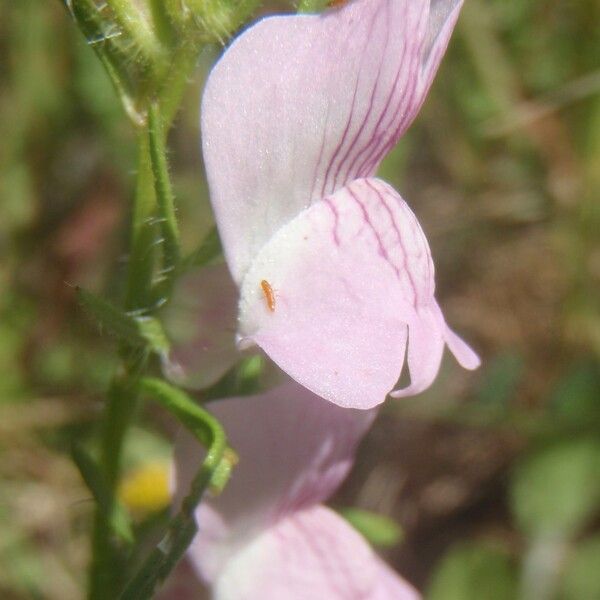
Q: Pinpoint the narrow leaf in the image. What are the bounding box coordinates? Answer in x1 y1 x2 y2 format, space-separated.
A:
77 287 169 354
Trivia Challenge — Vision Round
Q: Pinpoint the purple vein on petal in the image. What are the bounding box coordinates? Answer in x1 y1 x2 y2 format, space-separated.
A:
346 182 402 280
319 6 382 199
309 96 333 203
364 179 422 307
323 197 341 247
340 0 413 182
341 7 406 184
375 1 438 159
329 1 391 193
357 3 429 177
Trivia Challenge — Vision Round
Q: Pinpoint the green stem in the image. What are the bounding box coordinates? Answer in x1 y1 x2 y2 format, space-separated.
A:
90 360 146 599
73 4 236 596
148 102 181 293
72 444 134 544
89 125 158 598
118 378 231 600
89 510 120 600
125 134 157 312
101 368 145 486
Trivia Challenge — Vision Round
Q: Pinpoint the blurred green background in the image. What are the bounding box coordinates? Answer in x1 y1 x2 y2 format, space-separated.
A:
1 0 599 598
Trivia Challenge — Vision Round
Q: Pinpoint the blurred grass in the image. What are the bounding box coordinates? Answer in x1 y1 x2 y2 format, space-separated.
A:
0 0 599 598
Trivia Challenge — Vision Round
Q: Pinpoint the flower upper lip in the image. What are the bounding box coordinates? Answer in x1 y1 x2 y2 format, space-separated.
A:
202 0 464 285
200 0 478 409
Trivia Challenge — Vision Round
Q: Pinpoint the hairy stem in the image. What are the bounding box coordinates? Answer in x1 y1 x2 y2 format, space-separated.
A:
148 102 181 295
89 133 158 598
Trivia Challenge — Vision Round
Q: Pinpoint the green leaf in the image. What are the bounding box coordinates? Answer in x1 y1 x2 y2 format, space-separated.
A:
77 287 169 354
427 544 517 600
510 437 600 537
175 0 262 42
562 536 600 600
338 507 403 548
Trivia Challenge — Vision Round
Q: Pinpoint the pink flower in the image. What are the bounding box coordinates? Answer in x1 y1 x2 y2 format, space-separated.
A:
201 0 480 409
174 382 419 599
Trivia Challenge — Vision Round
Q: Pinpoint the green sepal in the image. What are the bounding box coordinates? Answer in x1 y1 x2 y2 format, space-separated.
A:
105 0 168 68
64 0 144 126
169 0 262 43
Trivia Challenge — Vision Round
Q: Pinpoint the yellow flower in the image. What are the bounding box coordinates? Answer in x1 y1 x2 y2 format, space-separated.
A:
118 461 171 515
